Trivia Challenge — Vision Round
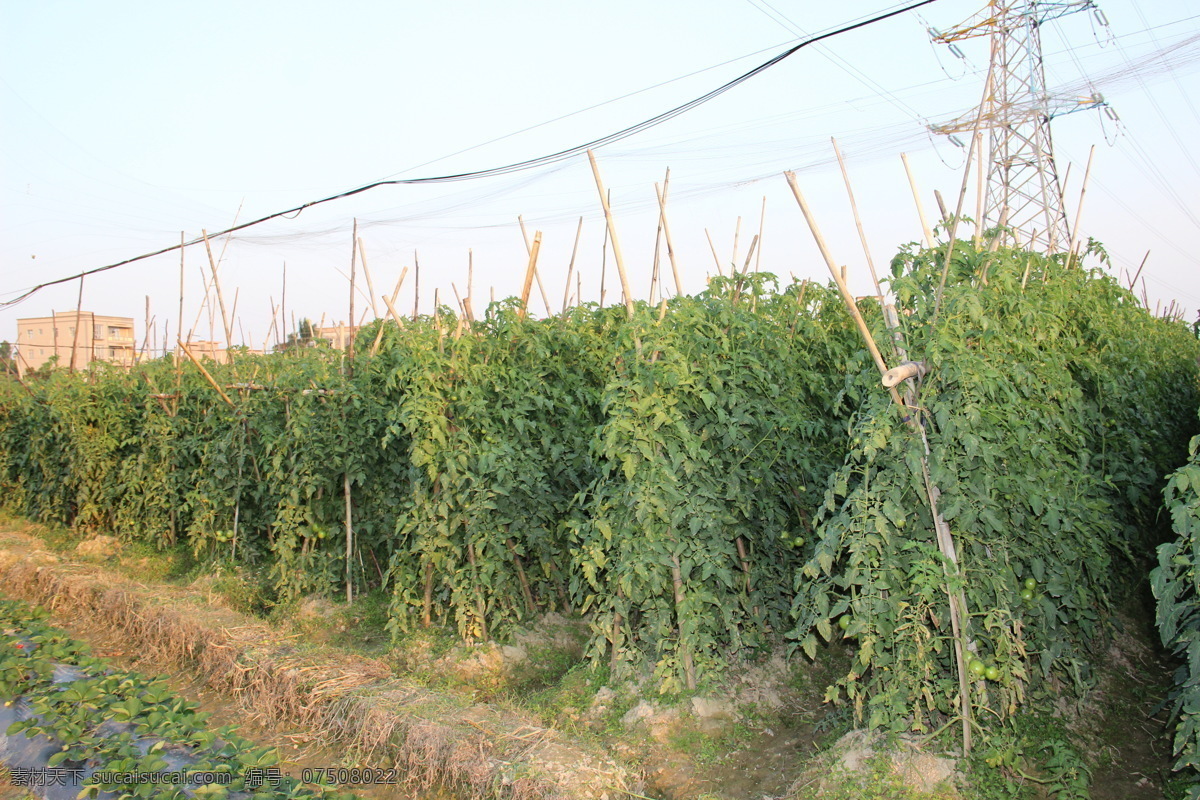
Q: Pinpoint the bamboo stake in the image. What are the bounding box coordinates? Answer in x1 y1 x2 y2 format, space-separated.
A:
648 170 674 304
140 296 151 364
177 233 185 373
517 215 553 316
587 151 635 319
704 229 725 277
900 153 936 248
974 133 986 246
178 341 234 407
730 216 742 272
230 288 240 346
413 250 421 320
832 137 883 300
599 190 610 309
281 263 288 343
654 176 683 296
670 552 696 691
506 539 536 614
345 471 354 604
519 232 543 320
1065 145 1095 269
70 277 85 373
933 65 995 327
201 230 235 350
740 235 759 275
451 282 467 319
347 221 357 366
754 196 766 273
370 268 408 355
1129 251 1150 290
649 209 663 305
563 216 584 314
934 189 949 225
357 236 380 319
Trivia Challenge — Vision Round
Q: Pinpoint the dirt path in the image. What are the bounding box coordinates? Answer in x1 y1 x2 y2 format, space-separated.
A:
0 527 635 800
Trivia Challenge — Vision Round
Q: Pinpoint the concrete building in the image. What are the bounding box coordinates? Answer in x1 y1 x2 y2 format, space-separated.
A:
15 311 136 376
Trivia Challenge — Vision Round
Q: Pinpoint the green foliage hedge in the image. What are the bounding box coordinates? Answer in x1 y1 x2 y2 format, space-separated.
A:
1155 432 1200 790
2 241 1198 746
0 274 863 690
788 241 1200 741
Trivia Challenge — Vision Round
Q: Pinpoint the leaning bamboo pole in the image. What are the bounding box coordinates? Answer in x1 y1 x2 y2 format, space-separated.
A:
357 236 380 319
518 215 553 317
654 176 684 297
69 277 85 373
832 138 884 301
201 230 235 351
900 153 936 249
1064 146 1096 270
562 217 584 315
519 232 544 320
587 150 634 320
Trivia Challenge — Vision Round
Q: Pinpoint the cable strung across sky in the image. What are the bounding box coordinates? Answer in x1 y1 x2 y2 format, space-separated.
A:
1 0 942 309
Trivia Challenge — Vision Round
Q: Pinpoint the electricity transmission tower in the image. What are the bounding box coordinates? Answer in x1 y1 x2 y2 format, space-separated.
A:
929 1 1105 252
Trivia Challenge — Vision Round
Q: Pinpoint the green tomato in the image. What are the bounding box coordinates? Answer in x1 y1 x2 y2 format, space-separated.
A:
969 659 986 678
984 665 1000 681
1024 577 1037 591
1020 587 1035 602
838 615 851 631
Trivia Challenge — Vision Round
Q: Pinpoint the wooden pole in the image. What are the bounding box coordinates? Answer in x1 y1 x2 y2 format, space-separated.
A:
587 150 634 319
563 216 584 314
900 153 936 248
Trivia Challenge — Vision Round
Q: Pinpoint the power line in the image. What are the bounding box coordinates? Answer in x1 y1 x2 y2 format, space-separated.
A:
2 0 941 309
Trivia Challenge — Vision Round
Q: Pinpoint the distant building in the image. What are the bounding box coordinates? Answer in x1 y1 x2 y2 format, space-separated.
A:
177 339 229 364
175 340 265 364
15 311 136 376
316 322 361 351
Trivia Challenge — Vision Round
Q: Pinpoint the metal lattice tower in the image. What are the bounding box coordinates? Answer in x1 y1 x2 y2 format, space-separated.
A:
930 1 1103 252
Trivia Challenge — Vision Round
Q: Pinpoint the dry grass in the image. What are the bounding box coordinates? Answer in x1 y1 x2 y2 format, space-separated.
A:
0 531 635 800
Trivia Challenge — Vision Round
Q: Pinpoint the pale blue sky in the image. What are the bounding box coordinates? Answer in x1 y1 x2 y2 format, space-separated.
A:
3 0 1199 350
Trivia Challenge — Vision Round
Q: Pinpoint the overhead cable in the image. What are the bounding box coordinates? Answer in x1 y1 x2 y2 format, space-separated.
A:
2 0 941 308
